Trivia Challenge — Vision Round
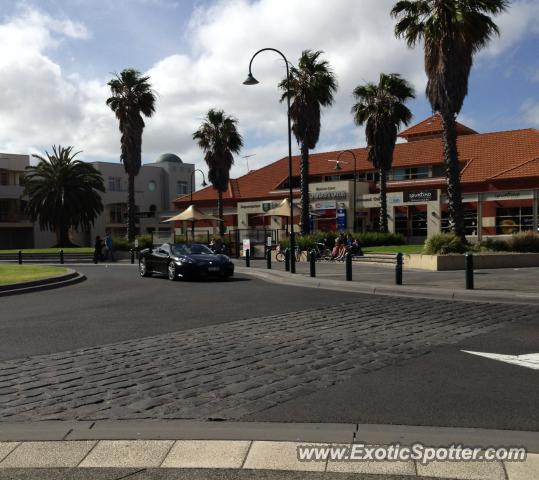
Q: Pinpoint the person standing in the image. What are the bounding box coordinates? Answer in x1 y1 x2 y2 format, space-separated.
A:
93 235 103 264
105 232 115 262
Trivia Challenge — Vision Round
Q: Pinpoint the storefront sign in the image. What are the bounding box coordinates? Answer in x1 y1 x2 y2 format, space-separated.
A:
239 203 262 209
311 200 336 210
336 208 347 231
310 190 347 200
404 190 438 203
484 190 533 201
262 202 273 212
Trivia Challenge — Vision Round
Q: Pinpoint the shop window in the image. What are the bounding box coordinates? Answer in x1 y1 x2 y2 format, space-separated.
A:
496 207 533 234
441 209 478 235
391 166 430 180
411 211 427 236
176 181 188 195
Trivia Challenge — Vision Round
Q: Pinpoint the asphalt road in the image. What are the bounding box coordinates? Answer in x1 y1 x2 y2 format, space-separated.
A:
0 264 360 361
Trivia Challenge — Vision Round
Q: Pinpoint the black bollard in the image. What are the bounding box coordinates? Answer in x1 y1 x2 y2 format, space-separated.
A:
267 248 271 269
309 250 316 277
395 252 403 285
130 249 135 264
60 249 64 264
245 249 250 267
346 251 352 281
465 252 474 290
18 250 22 265
284 248 290 272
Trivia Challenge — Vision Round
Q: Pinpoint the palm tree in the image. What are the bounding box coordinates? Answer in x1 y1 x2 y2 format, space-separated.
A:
391 0 508 240
352 74 415 233
106 68 156 241
193 109 243 236
278 50 337 235
21 145 105 247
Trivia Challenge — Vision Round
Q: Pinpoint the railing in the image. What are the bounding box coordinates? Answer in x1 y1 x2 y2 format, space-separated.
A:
0 251 94 264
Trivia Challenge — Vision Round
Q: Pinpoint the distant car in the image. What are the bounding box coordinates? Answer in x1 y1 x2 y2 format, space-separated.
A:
138 243 234 281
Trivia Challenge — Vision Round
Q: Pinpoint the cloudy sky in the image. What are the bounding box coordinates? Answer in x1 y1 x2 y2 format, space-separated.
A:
0 0 538 184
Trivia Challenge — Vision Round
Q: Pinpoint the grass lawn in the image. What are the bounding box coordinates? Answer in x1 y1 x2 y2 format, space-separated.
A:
363 244 424 254
0 247 93 254
0 265 69 286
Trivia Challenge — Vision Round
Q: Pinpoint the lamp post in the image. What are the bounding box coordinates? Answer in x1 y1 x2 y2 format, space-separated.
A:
335 150 358 232
189 168 207 239
244 48 296 273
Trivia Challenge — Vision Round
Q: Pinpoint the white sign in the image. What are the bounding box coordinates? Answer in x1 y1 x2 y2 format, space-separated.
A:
242 238 251 254
134 239 139 248
462 350 539 370
310 200 336 211
266 236 272 247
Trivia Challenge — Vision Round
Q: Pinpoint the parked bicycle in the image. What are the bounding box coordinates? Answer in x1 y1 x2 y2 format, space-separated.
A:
275 245 308 262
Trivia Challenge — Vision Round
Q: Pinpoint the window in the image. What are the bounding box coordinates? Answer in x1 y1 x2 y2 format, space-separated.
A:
0 170 9 185
176 181 188 195
441 209 478 235
108 204 127 224
496 207 533 235
108 177 123 192
391 167 430 181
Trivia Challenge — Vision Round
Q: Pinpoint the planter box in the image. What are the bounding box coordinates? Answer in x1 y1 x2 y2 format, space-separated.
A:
404 253 539 271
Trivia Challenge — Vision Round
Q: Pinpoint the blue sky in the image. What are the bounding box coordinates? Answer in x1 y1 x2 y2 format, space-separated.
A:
0 0 537 180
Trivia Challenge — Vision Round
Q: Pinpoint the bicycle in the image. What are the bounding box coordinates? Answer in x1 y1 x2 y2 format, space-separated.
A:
275 245 307 262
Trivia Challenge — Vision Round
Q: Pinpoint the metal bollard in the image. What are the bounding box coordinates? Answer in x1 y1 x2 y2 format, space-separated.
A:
130 249 135 264
284 248 290 272
465 252 474 290
245 249 250 267
395 252 403 285
309 250 316 277
346 251 352 281
266 248 271 269
18 250 22 264
60 249 64 264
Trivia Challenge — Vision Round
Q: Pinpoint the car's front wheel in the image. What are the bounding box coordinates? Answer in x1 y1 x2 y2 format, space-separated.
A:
139 258 151 277
167 261 178 281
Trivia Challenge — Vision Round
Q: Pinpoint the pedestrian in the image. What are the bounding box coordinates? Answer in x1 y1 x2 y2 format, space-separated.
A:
105 232 115 262
93 235 103 264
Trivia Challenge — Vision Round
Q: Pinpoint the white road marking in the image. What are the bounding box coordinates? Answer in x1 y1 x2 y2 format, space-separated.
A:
462 351 539 370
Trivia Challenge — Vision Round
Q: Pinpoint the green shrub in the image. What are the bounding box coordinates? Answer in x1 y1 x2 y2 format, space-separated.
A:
479 237 510 252
424 233 466 255
356 232 405 246
112 235 153 251
508 231 539 252
278 231 405 250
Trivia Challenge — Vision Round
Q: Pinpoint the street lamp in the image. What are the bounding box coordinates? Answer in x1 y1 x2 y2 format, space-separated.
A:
190 168 208 239
244 48 296 273
335 150 358 232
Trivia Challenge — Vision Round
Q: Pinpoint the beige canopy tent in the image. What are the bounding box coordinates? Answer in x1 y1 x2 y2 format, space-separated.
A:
262 198 302 217
163 205 222 223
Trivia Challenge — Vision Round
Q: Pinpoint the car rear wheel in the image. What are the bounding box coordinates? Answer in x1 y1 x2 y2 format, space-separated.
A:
168 261 178 281
139 258 151 277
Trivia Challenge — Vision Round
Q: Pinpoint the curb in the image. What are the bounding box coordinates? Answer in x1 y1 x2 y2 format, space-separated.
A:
236 267 539 305
0 422 537 478
0 269 86 297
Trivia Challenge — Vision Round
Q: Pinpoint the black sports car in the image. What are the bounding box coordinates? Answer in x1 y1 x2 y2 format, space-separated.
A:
138 243 234 280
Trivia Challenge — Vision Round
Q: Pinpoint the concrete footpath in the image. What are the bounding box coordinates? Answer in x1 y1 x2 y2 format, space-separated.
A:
0 421 538 479
235 260 539 304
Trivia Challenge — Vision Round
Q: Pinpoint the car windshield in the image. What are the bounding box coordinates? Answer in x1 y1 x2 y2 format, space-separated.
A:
172 244 213 256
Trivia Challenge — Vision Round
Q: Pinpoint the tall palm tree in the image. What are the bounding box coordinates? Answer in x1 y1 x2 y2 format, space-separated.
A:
21 145 105 247
278 50 337 235
106 68 156 241
391 0 508 241
352 74 415 233
193 109 243 236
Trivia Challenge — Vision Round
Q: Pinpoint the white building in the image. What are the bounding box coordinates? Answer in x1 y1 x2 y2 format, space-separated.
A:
0 152 194 248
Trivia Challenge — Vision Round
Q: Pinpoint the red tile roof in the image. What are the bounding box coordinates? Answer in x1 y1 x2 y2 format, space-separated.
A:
175 122 539 206
398 114 477 140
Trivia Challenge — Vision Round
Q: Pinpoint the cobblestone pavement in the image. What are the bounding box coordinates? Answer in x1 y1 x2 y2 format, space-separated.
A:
1 298 536 422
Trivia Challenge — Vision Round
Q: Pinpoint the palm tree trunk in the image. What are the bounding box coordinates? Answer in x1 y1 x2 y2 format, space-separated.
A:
218 190 225 236
379 168 388 233
300 142 310 235
440 111 466 242
127 173 136 242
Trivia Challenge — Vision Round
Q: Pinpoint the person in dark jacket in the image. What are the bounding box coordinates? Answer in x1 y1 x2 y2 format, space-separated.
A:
93 236 104 264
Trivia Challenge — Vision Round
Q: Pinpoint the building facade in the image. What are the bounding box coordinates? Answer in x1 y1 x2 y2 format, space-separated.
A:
0 152 194 248
174 115 539 244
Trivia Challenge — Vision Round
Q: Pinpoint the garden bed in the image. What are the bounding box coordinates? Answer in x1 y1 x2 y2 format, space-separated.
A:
405 253 539 271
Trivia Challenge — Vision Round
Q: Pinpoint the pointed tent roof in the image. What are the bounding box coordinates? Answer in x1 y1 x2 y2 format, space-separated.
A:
262 198 302 217
398 114 478 141
163 205 221 222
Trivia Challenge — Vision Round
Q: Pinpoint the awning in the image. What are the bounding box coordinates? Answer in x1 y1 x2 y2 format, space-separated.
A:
163 205 222 222
262 198 302 217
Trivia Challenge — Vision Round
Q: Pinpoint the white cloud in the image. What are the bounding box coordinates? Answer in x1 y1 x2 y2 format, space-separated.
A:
0 0 536 181
521 99 539 127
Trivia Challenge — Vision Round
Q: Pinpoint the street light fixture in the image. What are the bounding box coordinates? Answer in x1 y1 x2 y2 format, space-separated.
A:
244 47 296 273
335 150 358 232
190 168 208 239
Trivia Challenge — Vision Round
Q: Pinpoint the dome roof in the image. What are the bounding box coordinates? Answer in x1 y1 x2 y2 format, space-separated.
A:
156 153 183 164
